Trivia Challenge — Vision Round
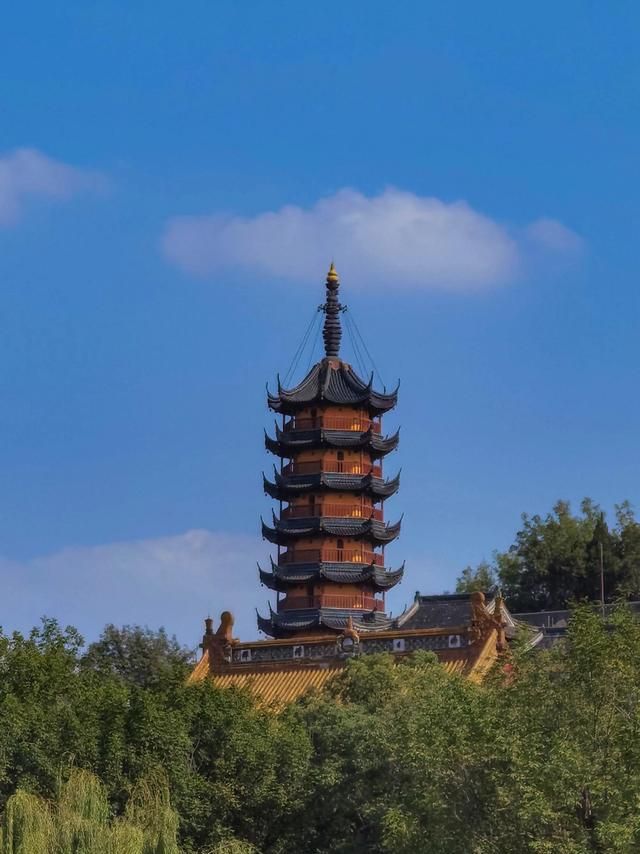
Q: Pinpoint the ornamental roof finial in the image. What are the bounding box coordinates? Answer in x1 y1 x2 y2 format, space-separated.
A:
322 262 342 358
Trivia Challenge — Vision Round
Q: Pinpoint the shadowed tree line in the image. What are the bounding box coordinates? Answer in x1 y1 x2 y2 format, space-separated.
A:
3 498 640 851
2 608 640 852
457 498 640 611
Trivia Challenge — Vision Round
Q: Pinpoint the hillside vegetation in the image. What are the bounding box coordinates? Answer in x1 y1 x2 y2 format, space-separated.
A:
2 604 640 852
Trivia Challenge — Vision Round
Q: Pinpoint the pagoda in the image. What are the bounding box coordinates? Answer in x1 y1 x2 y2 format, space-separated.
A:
258 264 404 637
191 264 512 706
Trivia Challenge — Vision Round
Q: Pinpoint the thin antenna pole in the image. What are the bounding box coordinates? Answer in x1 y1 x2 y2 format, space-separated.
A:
600 540 605 619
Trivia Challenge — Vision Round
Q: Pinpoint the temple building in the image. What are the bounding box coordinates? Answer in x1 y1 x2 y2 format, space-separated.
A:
191 264 512 704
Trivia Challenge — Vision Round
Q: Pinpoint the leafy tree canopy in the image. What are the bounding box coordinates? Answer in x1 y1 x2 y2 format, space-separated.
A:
456 498 640 611
4 609 640 851
5 515 640 852
81 624 194 689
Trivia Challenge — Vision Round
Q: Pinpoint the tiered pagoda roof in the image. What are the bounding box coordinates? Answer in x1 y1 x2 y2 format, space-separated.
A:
257 604 395 636
267 360 399 415
264 424 400 458
261 512 402 546
258 556 404 591
263 469 401 500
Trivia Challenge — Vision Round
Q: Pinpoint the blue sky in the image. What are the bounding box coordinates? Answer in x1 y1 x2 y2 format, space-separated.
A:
1 2 639 646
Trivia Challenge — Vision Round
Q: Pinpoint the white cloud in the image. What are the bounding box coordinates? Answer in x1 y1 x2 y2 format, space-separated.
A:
0 147 104 226
0 529 268 647
524 217 585 254
162 187 582 292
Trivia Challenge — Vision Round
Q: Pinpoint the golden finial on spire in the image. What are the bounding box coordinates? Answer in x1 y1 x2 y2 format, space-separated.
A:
327 261 339 284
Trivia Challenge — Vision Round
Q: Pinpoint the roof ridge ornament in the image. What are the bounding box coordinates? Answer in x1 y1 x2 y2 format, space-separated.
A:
322 262 344 358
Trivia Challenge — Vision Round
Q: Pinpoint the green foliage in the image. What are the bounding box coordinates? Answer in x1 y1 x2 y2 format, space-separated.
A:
107 822 145 854
125 771 179 854
456 498 640 610
279 610 640 853
4 607 640 851
0 620 310 853
0 769 178 853
1 790 53 853
479 604 640 852
456 560 497 594
82 625 194 690
204 842 258 854
284 651 494 853
56 770 110 853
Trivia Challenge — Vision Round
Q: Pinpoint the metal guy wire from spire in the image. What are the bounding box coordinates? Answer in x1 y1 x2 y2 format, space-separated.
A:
344 309 368 378
306 310 324 371
282 306 322 386
346 306 386 389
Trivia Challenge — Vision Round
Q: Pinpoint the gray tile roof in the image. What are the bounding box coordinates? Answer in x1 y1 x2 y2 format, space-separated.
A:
258 558 404 591
257 605 394 638
263 470 401 500
513 601 640 632
265 425 400 458
267 358 398 415
397 594 476 629
261 514 402 546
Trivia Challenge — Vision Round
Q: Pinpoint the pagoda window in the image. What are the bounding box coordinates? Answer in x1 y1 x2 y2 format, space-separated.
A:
337 451 344 472
337 538 344 561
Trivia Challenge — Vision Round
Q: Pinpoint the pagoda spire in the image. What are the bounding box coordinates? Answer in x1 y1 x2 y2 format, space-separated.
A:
322 262 342 358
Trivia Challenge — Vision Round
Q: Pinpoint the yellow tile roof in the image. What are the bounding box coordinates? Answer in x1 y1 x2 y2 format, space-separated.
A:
190 629 502 707
467 631 500 683
440 656 468 676
189 650 212 683
212 664 344 707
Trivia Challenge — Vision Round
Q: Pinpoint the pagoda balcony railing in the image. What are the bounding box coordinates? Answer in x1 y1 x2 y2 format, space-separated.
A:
281 595 385 612
282 460 383 477
282 503 383 521
284 416 381 434
280 548 384 566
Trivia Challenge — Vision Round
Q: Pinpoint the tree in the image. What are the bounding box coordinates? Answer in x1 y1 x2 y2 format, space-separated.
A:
0 619 311 854
455 561 497 594
614 501 640 598
283 607 640 853
282 652 495 854
480 604 640 852
4 610 640 851
0 769 179 853
457 498 640 611
81 625 194 690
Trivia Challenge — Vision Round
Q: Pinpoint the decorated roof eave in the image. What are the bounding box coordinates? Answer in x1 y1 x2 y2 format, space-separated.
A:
258 557 405 591
261 515 402 547
264 425 400 458
262 469 401 500
266 360 399 416
256 604 396 638
270 508 402 534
